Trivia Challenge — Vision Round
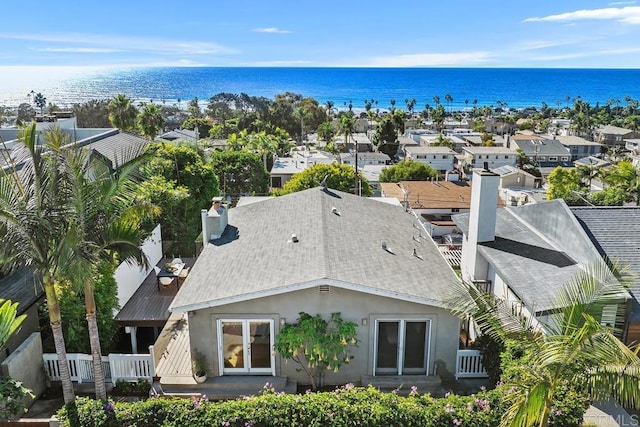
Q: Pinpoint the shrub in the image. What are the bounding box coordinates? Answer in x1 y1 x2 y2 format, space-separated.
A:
57 383 585 427
111 379 151 397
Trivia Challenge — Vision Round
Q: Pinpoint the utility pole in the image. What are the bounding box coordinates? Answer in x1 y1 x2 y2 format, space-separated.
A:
353 138 360 196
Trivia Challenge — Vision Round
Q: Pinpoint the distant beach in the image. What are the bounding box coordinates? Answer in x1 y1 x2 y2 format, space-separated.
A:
1 67 639 111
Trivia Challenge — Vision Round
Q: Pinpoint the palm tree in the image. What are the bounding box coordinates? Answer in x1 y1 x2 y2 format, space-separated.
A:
449 261 640 427
339 114 356 150
445 93 453 112
63 146 152 401
33 93 47 115
137 103 165 140
0 124 76 404
107 94 138 131
247 131 277 169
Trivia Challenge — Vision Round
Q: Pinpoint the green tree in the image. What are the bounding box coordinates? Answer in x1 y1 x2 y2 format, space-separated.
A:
448 261 640 427
0 124 76 404
339 114 357 152
274 312 358 390
140 143 219 250
317 121 336 143
431 133 456 150
137 103 165 140
62 145 152 401
588 187 627 206
379 160 439 182
181 117 214 139
72 99 111 128
431 104 446 133
279 163 372 196
481 132 495 146
209 151 270 197
246 131 278 169
33 92 47 115
373 116 399 159
108 94 138 131
16 103 35 125
546 167 583 204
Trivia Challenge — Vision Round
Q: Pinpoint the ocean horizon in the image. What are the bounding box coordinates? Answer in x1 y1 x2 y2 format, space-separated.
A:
1 66 639 112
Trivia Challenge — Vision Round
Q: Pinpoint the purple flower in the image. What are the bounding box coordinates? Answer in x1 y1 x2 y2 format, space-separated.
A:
453 419 462 426
344 382 355 390
103 401 115 412
245 422 254 427
480 386 486 391
410 385 418 395
445 404 455 413
305 388 312 394
192 396 200 409
554 409 562 416
221 422 230 427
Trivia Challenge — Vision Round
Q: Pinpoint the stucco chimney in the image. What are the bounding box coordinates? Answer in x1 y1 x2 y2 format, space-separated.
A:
461 165 499 282
201 197 228 243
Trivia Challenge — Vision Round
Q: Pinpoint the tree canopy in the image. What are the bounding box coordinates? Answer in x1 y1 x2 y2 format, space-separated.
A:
278 163 372 196
379 160 439 183
209 150 270 197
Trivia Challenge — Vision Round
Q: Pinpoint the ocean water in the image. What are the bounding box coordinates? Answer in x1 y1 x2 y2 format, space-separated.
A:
1 67 639 111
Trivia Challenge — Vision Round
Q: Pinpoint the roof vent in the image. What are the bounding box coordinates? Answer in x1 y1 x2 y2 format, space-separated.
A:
412 248 423 260
331 206 341 216
318 285 330 293
381 241 395 254
289 234 299 243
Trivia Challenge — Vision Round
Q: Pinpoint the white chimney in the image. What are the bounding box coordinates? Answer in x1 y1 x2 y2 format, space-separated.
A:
461 165 499 282
201 197 228 243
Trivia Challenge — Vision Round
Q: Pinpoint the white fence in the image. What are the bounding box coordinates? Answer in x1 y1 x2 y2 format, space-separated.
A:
43 351 154 384
455 349 489 380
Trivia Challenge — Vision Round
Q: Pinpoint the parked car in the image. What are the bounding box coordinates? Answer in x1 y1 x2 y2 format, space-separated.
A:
443 233 463 249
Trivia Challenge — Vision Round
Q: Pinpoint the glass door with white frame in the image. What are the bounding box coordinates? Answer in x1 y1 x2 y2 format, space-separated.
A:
218 319 275 375
374 319 430 375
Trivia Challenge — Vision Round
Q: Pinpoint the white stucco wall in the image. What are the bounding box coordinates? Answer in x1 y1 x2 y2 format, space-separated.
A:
187 286 460 386
114 224 163 309
1 333 47 409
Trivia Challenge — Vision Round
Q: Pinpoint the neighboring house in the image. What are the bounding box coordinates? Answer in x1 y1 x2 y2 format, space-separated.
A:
457 133 509 148
491 165 540 206
454 169 627 335
403 146 456 174
461 146 518 170
67 129 149 171
333 132 374 152
571 207 640 344
338 152 390 166
359 164 387 196
291 148 335 166
0 270 43 364
158 128 197 142
169 187 460 385
625 138 640 154
573 156 611 169
269 157 309 188
555 135 603 161
380 180 501 237
595 125 639 147
507 134 571 168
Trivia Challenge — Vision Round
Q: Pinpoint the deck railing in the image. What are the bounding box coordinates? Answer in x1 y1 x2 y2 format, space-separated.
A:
43 349 154 384
455 349 488 380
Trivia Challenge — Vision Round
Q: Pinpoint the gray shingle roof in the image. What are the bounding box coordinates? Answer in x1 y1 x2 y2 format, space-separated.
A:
571 207 640 311
80 131 148 169
454 200 604 313
170 187 458 312
0 269 43 315
510 137 570 157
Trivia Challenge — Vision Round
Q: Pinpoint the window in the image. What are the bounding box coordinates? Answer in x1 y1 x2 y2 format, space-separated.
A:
548 156 558 161
561 156 569 161
504 155 509 159
452 208 460 213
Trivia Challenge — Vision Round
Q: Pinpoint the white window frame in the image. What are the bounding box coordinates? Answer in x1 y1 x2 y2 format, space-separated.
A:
217 318 276 376
372 318 432 376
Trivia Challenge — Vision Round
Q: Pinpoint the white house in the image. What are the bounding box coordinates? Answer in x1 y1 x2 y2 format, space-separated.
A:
403 146 456 174
461 146 518 170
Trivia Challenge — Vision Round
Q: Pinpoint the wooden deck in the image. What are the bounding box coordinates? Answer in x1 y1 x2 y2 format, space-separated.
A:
114 257 195 327
155 313 195 385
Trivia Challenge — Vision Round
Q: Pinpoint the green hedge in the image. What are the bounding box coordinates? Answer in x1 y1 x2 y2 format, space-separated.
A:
57 383 587 427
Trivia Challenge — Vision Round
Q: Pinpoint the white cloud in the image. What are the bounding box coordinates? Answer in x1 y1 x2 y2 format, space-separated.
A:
252 27 291 34
365 52 493 67
524 6 640 24
609 1 636 5
32 47 121 53
0 32 238 55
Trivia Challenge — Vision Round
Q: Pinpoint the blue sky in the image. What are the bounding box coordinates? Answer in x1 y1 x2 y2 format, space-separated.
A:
2 1 640 68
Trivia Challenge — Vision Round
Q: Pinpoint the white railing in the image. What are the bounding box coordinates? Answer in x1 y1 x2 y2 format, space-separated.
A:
43 351 154 384
455 349 488 380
